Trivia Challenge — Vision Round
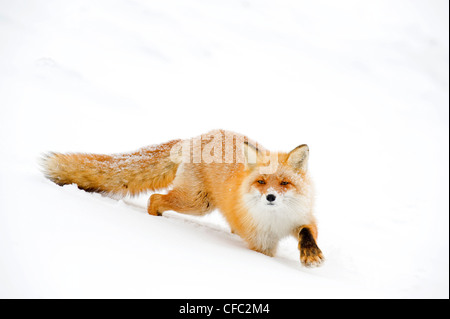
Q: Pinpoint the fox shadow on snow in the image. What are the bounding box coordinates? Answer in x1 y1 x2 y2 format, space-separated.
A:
121 197 316 273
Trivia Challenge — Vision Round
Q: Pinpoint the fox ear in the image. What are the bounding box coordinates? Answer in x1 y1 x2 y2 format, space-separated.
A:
287 144 309 171
243 141 259 167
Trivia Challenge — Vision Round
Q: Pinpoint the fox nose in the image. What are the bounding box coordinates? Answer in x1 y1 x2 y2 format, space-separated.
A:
266 194 276 202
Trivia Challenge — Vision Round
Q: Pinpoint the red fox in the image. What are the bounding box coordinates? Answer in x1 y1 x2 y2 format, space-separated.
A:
42 130 324 266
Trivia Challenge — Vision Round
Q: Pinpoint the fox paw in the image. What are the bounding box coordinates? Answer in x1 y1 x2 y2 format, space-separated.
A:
147 194 163 216
147 204 162 216
147 207 162 216
300 246 324 267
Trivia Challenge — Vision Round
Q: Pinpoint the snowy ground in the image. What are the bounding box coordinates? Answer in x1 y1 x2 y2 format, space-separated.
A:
0 0 448 298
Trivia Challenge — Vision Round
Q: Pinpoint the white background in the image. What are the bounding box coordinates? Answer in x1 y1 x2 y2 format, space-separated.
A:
0 0 448 298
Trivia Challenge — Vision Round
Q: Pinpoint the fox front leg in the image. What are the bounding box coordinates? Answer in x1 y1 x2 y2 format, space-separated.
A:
297 225 324 267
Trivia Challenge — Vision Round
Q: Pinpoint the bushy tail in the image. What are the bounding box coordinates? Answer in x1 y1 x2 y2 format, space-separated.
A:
41 139 181 197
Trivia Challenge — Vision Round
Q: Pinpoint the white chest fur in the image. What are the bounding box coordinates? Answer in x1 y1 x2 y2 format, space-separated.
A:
242 189 313 254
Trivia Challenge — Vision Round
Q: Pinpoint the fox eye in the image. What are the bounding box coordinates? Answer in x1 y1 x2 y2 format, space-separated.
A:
257 180 266 184
280 181 289 185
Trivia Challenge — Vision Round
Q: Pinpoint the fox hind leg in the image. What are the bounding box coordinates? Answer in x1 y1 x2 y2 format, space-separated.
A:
148 188 213 217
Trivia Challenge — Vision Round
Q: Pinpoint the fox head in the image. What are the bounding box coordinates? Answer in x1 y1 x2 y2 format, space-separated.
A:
241 142 313 215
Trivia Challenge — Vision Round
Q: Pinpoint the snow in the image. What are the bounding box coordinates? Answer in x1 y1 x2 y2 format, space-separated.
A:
0 0 448 298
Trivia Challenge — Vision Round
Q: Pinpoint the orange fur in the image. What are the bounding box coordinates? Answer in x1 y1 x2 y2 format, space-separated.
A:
42 139 181 196
42 130 324 266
